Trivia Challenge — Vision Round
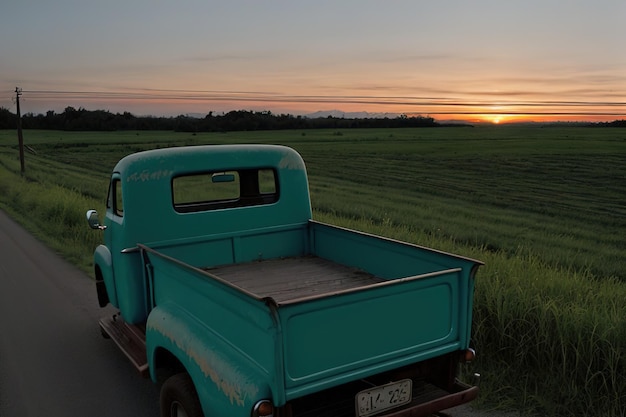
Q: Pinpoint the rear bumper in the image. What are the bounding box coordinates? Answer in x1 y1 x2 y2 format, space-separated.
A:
381 380 478 417
283 352 478 417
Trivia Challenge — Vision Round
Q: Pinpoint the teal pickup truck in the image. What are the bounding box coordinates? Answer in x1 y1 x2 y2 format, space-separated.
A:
87 144 483 417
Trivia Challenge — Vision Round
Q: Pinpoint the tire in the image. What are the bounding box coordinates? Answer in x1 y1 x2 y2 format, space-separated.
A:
95 276 110 307
160 373 204 417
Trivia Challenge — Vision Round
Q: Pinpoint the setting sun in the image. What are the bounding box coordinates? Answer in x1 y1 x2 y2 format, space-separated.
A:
475 114 507 124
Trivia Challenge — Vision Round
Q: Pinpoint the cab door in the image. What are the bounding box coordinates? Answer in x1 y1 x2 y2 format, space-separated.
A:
100 173 124 308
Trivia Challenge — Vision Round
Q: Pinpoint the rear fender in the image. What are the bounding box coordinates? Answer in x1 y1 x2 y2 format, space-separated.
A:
146 304 272 417
94 244 118 307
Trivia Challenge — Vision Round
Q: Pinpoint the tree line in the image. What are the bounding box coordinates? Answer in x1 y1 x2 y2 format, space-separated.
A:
2 107 624 132
0 106 443 132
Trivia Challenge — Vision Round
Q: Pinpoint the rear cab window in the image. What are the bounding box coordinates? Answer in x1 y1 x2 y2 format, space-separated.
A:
172 168 278 213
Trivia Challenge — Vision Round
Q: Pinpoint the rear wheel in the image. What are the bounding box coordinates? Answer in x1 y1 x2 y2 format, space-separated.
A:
160 373 204 417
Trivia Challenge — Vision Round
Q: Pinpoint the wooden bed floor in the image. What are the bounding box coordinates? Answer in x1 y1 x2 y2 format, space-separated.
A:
204 256 383 303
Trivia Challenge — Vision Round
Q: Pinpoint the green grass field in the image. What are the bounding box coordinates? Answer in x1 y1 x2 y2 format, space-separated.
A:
1 126 625 416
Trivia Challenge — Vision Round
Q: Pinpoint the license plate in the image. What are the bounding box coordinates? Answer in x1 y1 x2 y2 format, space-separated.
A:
355 379 412 417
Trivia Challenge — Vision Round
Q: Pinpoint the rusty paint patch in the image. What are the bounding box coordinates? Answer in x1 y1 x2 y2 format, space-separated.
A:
126 169 173 183
148 316 260 407
278 152 304 170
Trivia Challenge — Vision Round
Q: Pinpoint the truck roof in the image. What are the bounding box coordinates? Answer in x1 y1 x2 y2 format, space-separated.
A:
114 144 307 180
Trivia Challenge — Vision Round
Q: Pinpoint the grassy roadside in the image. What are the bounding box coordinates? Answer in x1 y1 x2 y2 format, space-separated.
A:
0 150 105 272
1 127 625 416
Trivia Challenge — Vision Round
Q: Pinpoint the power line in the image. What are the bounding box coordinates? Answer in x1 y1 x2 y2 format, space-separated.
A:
12 88 626 117
20 88 626 107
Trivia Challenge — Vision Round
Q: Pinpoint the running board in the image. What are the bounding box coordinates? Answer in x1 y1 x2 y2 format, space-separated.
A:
99 314 149 377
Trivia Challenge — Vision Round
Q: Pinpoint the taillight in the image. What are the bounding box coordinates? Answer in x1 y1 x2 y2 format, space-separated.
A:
252 399 274 417
461 348 476 363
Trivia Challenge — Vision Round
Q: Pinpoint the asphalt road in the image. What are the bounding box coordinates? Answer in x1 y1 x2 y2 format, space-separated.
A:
0 209 517 417
0 210 159 416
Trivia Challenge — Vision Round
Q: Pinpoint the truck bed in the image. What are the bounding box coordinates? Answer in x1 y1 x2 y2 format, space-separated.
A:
204 256 384 303
139 220 481 403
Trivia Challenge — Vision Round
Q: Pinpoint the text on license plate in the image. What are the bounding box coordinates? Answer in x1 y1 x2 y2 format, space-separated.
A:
355 379 412 417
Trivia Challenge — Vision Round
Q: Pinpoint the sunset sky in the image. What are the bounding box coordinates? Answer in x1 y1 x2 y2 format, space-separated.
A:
1 0 625 123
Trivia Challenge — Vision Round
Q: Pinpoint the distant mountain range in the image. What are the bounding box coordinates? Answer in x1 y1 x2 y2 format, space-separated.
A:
304 110 478 125
184 110 405 119
303 110 402 119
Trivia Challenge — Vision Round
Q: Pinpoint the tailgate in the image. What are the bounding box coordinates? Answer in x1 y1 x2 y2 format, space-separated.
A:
278 267 471 399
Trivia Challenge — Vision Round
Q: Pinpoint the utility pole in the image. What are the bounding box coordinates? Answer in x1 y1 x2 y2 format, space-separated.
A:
15 87 25 175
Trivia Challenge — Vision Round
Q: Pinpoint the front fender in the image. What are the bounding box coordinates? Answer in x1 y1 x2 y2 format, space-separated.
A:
94 244 118 307
146 304 271 417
